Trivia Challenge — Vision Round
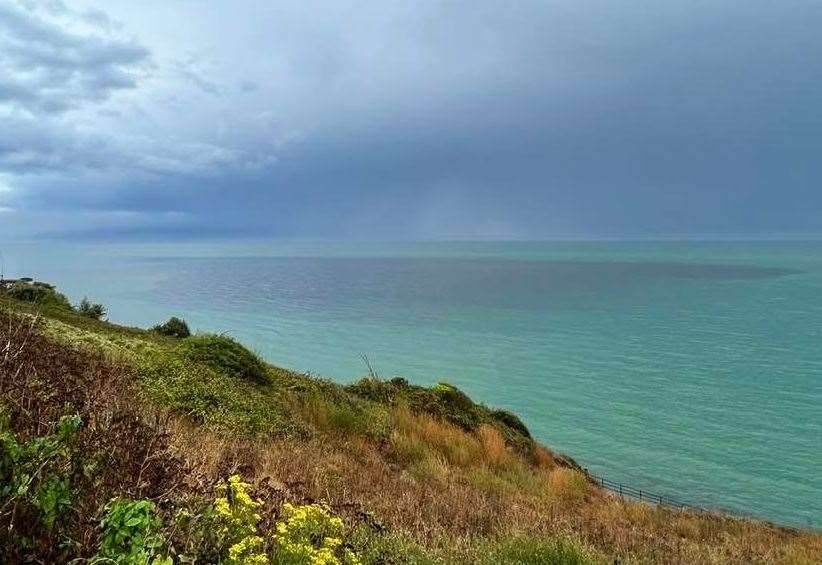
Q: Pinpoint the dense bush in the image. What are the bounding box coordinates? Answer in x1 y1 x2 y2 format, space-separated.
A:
491 409 531 439
431 382 485 431
4 281 72 310
152 317 191 338
181 334 269 384
347 378 532 442
77 297 107 320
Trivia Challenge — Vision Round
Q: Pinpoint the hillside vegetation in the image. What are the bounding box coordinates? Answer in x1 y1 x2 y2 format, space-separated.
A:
1 281 820 564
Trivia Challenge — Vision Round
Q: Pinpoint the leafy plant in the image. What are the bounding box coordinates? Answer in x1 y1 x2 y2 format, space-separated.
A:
152 317 191 338
77 297 107 320
92 498 171 565
0 414 82 532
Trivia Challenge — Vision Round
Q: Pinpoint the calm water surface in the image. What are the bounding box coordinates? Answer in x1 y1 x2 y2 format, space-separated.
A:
3 241 820 527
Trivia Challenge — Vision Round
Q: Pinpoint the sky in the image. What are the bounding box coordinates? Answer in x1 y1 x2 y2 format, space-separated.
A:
1 0 821 241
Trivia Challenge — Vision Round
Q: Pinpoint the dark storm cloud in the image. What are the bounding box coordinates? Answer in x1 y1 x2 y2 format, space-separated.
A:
2 0 822 240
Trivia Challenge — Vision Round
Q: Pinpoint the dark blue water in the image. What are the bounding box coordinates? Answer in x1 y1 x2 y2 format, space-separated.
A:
3 241 820 526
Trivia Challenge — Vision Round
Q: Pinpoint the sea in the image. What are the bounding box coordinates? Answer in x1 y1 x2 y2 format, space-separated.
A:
2 240 820 527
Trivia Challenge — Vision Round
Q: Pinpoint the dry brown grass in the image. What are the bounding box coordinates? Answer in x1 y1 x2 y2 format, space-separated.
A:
389 404 528 474
164 403 822 564
476 423 510 469
390 403 483 467
548 467 590 503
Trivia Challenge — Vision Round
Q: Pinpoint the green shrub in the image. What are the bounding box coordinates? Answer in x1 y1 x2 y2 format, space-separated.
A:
491 409 531 439
347 378 532 444
4 281 72 310
92 498 171 565
431 382 485 431
0 414 82 532
77 297 107 320
346 377 396 404
152 316 191 338
166 499 221 564
181 334 269 384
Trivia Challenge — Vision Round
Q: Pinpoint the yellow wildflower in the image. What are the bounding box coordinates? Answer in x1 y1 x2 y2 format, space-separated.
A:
272 503 360 564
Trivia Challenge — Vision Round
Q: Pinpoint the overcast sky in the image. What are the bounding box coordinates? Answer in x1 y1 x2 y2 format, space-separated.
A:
1 0 821 241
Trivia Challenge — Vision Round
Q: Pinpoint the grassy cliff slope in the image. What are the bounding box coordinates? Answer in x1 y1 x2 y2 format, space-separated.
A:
0 282 819 564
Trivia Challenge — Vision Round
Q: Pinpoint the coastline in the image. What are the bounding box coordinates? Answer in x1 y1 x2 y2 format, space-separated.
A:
1 278 820 563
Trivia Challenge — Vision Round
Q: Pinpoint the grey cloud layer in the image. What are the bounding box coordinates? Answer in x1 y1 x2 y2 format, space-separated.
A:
0 0 267 207
2 0 821 240
0 0 147 113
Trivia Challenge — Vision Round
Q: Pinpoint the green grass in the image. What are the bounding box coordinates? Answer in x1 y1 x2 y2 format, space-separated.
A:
349 530 600 564
137 348 301 435
0 289 158 345
0 284 536 451
20 295 390 441
23 312 298 437
477 536 598 565
300 393 391 439
347 528 441 564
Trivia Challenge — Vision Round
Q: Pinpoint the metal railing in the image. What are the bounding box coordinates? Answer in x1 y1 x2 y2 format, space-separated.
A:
587 471 712 514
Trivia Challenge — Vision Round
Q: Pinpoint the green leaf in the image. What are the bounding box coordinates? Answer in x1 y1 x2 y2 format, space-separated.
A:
126 517 145 527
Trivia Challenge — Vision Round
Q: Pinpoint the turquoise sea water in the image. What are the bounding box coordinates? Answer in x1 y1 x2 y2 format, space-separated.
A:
3 241 820 527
